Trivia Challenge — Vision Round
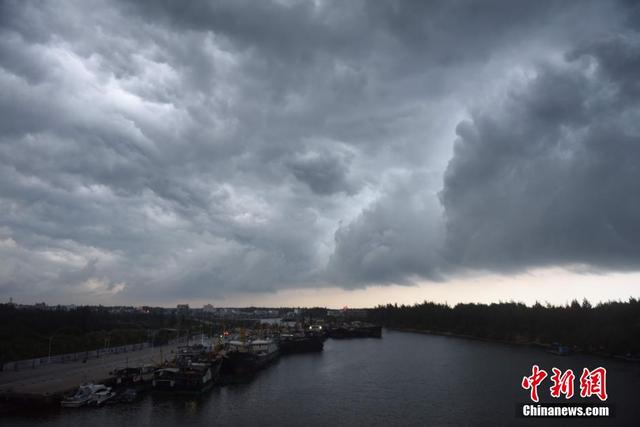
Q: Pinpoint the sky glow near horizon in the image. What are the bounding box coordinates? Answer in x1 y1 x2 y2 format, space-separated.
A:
1 0 640 307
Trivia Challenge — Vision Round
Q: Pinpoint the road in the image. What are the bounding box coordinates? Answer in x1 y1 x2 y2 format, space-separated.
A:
0 343 180 396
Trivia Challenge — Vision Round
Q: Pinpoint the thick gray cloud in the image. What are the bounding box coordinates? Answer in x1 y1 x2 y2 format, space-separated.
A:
287 149 357 195
441 32 640 272
0 0 637 304
328 171 445 286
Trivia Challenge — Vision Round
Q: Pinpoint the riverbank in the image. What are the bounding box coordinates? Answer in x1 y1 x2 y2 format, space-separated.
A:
0 342 179 411
389 327 640 362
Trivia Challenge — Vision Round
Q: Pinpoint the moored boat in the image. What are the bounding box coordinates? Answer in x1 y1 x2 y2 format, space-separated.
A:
112 365 155 388
60 385 93 408
547 342 571 356
222 338 279 377
60 384 110 408
279 333 324 354
152 358 222 394
87 385 116 406
327 323 382 339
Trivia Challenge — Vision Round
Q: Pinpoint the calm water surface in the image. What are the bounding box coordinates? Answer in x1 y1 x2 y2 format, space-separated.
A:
6 330 640 426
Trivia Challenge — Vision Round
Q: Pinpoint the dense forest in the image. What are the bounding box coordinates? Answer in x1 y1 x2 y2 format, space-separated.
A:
368 299 640 356
0 305 200 364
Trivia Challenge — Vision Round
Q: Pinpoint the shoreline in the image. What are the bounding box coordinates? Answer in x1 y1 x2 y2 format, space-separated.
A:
388 327 640 363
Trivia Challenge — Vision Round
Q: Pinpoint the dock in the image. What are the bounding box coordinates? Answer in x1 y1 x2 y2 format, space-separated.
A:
0 343 179 406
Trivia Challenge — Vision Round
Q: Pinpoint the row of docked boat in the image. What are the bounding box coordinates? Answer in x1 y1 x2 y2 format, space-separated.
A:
60 329 330 407
325 322 382 339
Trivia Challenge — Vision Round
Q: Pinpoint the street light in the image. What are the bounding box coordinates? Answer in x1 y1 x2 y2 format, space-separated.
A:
103 334 111 354
47 328 67 364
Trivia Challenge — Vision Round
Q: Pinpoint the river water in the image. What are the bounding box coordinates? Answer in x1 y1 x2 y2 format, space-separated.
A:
5 330 640 426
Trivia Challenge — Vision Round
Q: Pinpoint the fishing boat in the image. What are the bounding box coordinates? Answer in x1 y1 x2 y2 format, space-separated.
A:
222 338 279 377
279 333 324 354
112 365 155 387
327 322 382 339
547 342 571 356
152 358 222 394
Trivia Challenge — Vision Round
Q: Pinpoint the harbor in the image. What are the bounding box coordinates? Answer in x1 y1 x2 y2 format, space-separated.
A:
0 321 382 412
3 330 640 426
0 341 179 408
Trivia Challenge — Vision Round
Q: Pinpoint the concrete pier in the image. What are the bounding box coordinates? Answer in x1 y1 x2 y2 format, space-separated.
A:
0 342 179 403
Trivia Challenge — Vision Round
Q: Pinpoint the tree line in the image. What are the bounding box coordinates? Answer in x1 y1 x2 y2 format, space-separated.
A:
0 304 199 364
368 298 640 356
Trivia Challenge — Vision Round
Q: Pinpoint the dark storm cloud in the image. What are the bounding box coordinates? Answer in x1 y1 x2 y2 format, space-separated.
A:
327 172 445 287
0 0 637 303
287 150 356 195
441 32 640 271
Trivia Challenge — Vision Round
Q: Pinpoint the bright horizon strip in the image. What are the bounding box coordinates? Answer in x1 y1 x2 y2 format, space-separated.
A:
176 267 640 309
11 267 639 308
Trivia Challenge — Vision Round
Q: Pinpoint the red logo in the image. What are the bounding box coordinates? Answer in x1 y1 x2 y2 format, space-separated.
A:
521 365 548 402
579 367 608 401
549 368 575 399
521 366 608 402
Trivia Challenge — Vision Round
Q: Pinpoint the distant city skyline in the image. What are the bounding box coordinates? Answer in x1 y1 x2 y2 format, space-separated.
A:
1 1 639 306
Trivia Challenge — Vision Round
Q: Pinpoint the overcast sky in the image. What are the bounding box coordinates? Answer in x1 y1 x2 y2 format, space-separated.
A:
1 0 639 307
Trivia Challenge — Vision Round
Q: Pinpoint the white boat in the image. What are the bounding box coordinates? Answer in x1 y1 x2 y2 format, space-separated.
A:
60 383 109 408
87 385 116 406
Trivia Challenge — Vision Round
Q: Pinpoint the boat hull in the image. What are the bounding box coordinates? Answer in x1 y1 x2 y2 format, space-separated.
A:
279 337 324 354
152 361 221 394
221 349 279 377
328 325 382 339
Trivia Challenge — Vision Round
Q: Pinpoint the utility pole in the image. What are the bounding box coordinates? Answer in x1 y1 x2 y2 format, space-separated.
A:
48 336 54 363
